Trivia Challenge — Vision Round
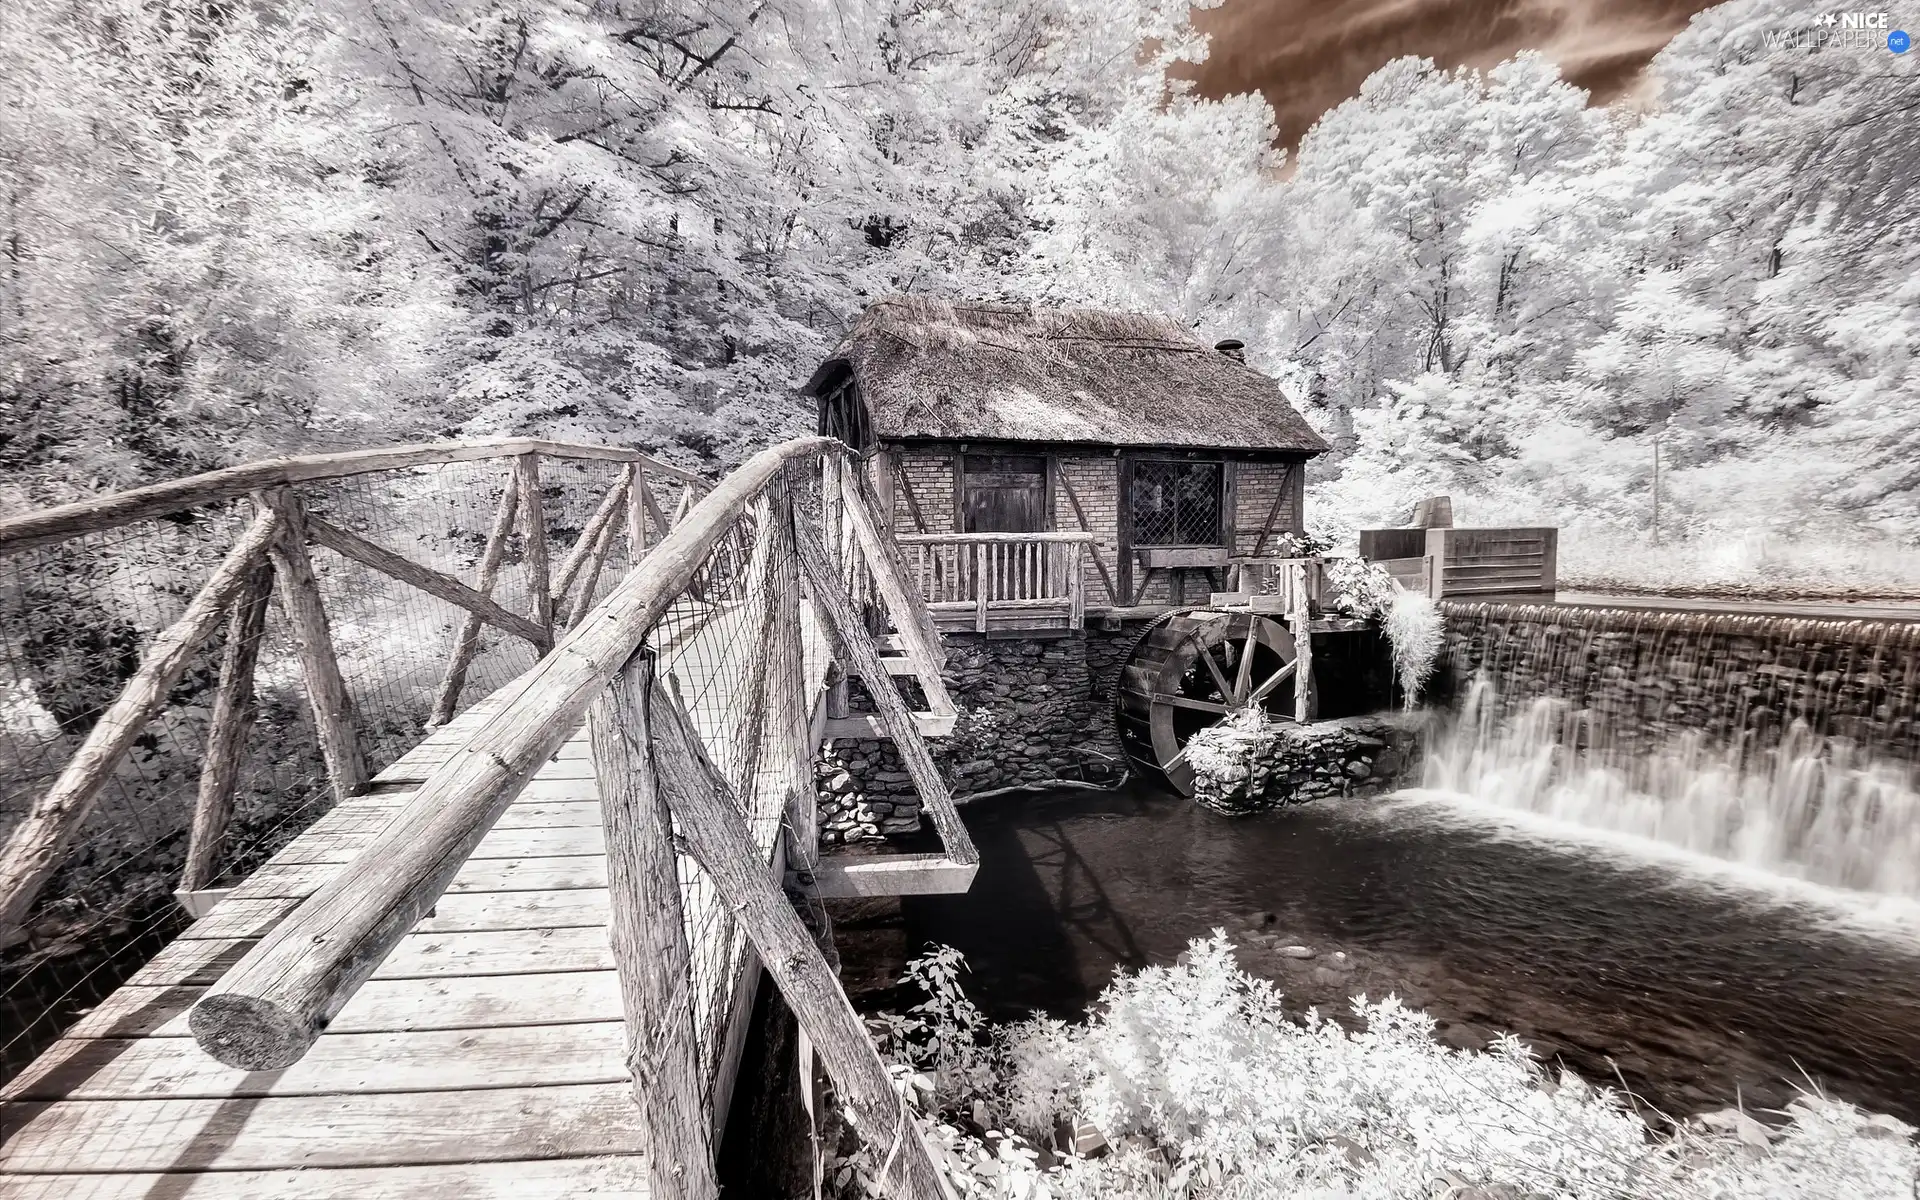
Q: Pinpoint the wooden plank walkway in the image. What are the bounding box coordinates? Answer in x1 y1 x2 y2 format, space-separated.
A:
0 607 832 1197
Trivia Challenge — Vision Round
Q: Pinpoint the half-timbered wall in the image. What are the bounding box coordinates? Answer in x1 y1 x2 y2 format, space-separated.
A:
890 450 955 535
1052 457 1119 608
1230 461 1305 555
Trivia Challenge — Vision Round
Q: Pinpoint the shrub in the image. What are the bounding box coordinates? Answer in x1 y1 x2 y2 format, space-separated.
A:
830 938 1919 1200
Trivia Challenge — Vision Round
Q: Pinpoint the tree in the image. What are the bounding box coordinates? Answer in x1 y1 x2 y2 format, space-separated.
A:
0 0 452 502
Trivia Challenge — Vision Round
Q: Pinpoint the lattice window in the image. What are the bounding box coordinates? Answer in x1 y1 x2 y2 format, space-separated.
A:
1129 460 1223 546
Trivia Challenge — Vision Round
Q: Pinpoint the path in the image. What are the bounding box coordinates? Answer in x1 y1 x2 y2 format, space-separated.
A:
0 606 832 1197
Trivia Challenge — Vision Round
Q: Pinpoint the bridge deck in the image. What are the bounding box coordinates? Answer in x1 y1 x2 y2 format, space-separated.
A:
0 608 831 1197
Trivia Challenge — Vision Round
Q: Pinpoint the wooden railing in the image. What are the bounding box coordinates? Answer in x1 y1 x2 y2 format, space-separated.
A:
897 532 1094 633
0 438 706 941
1359 526 1558 598
160 437 969 1199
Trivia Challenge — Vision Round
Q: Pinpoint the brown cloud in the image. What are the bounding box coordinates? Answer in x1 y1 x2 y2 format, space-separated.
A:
1180 0 1723 151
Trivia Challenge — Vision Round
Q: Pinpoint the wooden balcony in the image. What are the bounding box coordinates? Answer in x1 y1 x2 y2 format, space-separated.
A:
896 532 1097 634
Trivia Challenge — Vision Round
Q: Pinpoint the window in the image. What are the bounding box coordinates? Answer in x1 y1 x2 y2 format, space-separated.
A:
1128 459 1223 546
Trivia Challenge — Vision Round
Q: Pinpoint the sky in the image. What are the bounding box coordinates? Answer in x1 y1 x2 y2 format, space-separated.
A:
1184 0 1726 150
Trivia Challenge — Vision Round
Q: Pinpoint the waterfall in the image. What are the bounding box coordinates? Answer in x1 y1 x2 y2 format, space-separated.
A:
1424 674 1920 896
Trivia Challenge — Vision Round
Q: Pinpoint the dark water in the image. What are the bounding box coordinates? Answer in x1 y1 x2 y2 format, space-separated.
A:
831 781 1920 1125
0 899 187 1083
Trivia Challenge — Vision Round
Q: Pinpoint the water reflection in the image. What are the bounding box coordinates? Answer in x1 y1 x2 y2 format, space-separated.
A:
832 781 1920 1124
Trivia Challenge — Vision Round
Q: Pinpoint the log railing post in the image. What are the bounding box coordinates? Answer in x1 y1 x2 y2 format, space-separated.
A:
756 474 816 872
649 682 953 1200
0 507 284 946
552 474 632 623
180 558 276 893
636 467 671 550
516 453 553 645
733 491 781 794
1291 560 1314 725
432 465 521 727
625 463 647 560
588 649 721 1200
261 488 368 804
821 453 843 571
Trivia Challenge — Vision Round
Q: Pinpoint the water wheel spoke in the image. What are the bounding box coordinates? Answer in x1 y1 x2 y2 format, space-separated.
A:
1188 631 1236 702
1233 625 1257 702
1155 695 1232 715
1246 660 1297 705
1118 608 1299 796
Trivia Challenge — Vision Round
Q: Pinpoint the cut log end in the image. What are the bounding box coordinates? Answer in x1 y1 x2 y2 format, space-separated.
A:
187 993 316 1070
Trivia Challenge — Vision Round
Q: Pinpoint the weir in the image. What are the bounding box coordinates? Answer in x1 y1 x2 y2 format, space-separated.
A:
1430 602 1920 895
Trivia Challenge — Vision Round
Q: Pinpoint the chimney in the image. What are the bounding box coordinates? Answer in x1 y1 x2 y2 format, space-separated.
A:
1214 338 1245 362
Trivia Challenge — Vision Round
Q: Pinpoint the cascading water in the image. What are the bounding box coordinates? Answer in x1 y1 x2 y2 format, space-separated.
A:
1425 605 1920 897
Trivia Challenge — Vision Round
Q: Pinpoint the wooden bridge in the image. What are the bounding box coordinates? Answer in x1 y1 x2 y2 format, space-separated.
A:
0 437 978 1197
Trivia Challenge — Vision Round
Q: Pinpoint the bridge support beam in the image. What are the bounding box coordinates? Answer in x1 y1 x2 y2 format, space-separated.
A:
590 650 721 1200
180 557 276 893
649 675 954 1200
261 488 368 804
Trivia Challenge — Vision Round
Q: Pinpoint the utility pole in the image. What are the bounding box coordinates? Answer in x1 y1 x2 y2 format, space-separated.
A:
1652 434 1662 546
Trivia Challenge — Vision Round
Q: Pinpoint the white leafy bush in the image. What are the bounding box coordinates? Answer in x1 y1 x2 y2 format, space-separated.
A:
1381 588 1444 706
1321 559 1444 705
1182 706 1276 782
831 938 1919 1200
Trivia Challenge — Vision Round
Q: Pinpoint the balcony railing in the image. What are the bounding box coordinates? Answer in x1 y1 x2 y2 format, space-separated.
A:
895 532 1097 633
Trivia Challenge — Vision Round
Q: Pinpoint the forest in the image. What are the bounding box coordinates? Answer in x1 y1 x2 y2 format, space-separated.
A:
2 0 1915 584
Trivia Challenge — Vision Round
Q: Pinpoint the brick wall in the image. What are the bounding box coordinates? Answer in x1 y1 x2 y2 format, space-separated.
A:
1231 461 1302 556
891 450 955 535
1054 457 1119 607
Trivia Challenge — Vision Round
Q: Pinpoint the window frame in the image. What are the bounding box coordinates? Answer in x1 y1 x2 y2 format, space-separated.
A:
1123 455 1228 549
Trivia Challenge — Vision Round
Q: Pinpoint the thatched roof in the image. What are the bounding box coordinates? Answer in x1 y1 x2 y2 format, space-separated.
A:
805 297 1329 454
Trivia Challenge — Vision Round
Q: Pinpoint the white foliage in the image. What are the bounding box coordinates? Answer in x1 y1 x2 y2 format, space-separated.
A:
1382 589 1444 706
838 938 1919 1200
1182 706 1277 783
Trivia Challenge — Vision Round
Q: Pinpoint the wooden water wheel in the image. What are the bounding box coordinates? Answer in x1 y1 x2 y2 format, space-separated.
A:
1115 608 1312 795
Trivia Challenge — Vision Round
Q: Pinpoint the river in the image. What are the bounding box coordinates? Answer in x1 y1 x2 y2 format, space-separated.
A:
831 773 1920 1126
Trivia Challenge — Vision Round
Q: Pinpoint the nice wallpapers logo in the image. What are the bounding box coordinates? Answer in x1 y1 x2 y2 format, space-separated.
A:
1760 11 1911 52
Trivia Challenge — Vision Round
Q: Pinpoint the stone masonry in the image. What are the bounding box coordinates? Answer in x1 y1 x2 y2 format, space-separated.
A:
1437 601 1920 761
1187 715 1421 816
817 626 1142 846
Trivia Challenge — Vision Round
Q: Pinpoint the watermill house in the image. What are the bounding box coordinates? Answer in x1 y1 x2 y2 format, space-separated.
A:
804 297 1371 807
806 296 1331 628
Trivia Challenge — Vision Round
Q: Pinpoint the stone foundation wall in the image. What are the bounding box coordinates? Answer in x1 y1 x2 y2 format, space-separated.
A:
1437 602 1920 760
818 626 1143 846
1189 715 1421 816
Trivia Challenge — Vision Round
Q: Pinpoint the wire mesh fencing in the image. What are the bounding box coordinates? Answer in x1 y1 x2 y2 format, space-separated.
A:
0 446 695 1081
643 464 820 1104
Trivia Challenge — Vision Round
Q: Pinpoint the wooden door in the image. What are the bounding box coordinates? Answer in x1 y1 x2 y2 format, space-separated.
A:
961 455 1047 533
